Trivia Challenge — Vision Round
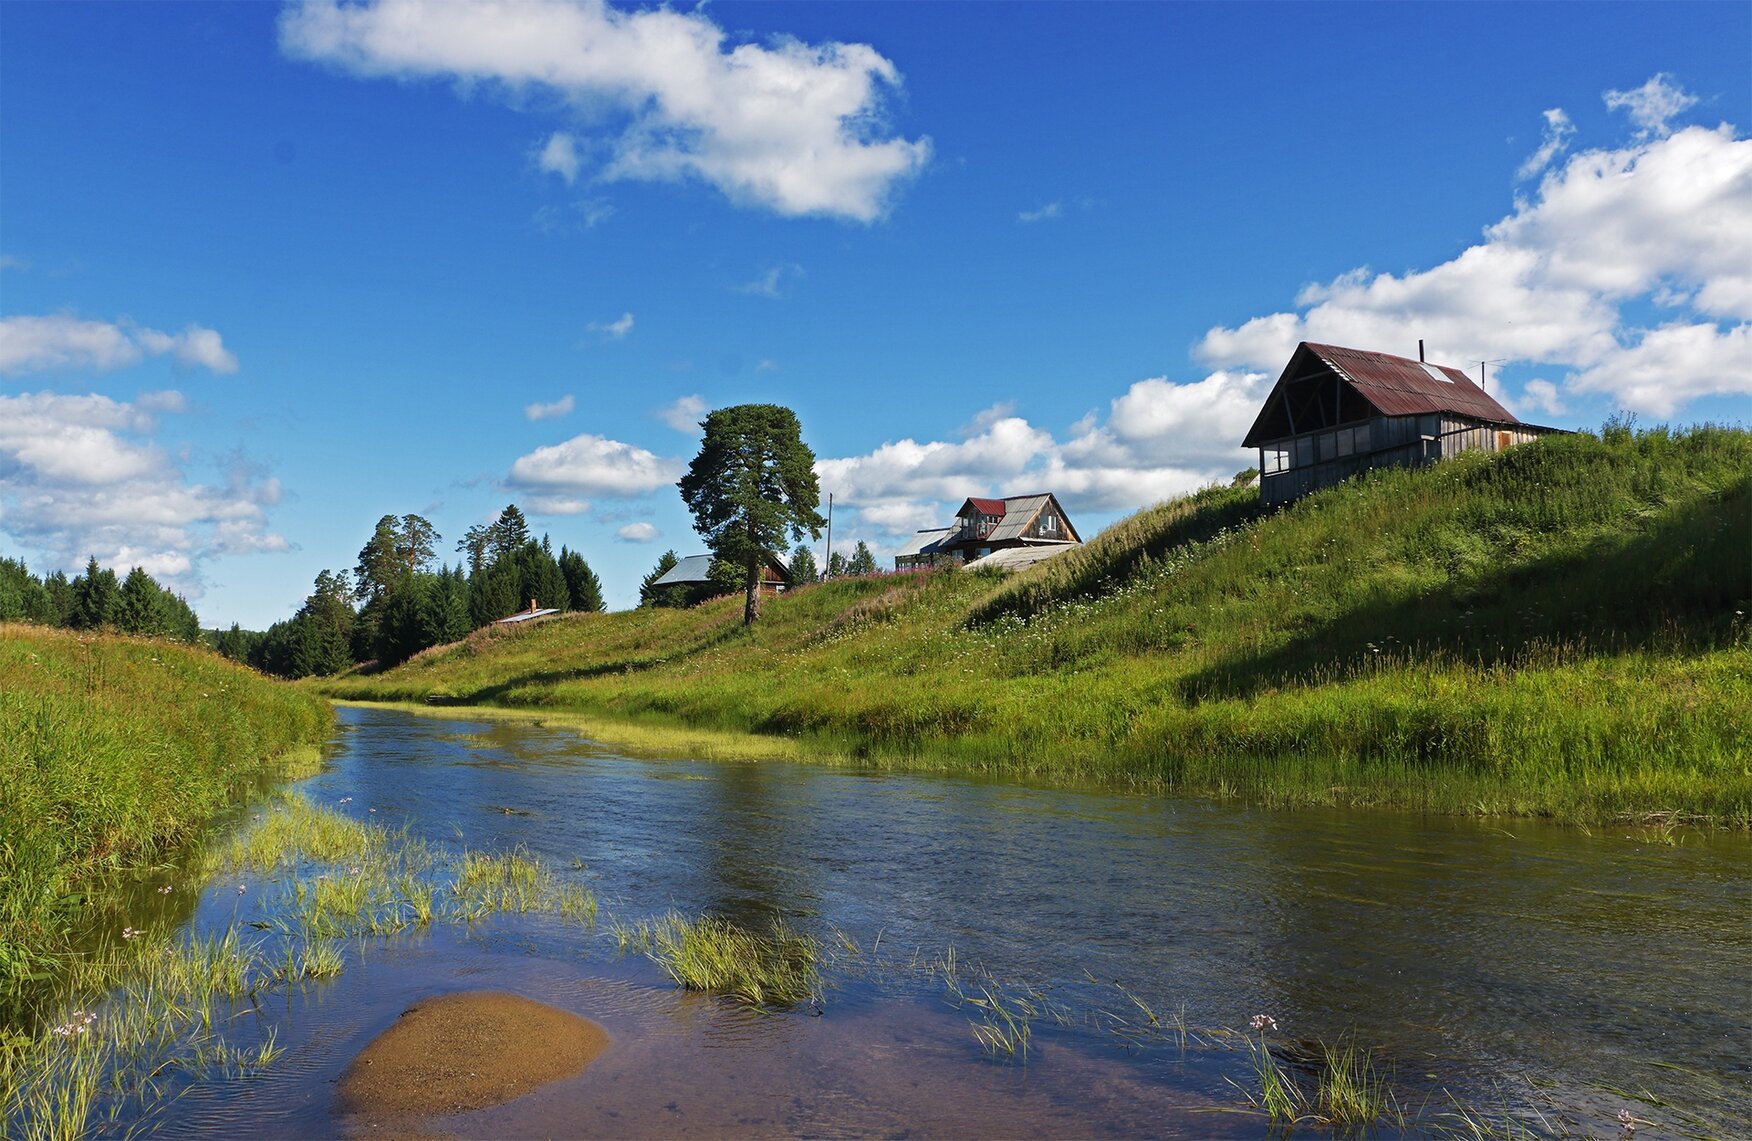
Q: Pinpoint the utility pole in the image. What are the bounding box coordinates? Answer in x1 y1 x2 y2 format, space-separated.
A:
822 492 833 580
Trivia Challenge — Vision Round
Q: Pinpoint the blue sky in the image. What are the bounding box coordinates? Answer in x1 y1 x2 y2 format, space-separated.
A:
2 1 1748 626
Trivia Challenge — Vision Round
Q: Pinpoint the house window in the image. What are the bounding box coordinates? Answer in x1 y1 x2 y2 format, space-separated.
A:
1353 422 1370 453
1336 428 1354 457
1040 514 1057 535
1318 432 1336 462
1263 449 1289 474
1295 437 1313 467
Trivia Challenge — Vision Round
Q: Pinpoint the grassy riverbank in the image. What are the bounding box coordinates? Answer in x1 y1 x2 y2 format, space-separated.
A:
319 424 1752 824
0 626 332 1021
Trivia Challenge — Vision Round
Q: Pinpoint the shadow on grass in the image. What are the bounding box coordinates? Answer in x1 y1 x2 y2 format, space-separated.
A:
1179 475 1750 701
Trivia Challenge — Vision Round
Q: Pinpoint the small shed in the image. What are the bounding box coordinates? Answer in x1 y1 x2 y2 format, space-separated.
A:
1243 342 1559 506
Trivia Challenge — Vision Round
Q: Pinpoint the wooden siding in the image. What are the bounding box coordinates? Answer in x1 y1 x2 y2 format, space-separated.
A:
1257 415 1547 506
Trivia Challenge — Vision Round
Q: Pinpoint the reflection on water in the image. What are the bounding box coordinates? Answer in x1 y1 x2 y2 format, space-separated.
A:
151 707 1751 1136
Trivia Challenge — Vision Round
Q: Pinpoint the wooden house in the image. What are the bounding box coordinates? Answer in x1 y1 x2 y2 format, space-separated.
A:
651 552 792 601
933 493 1081 565
1244 342 1558 507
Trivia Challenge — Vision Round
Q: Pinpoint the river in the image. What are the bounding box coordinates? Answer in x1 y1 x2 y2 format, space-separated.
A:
137 706 1750 1137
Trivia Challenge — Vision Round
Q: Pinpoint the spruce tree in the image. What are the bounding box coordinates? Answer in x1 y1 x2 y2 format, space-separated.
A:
559 546 604 612
788 544 818 584
69 557 120 629
638 550 680 608
847 541 877 576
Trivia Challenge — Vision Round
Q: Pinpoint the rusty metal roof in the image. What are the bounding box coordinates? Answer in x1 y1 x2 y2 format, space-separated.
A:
1243 342 1521 447
962 497 1008 517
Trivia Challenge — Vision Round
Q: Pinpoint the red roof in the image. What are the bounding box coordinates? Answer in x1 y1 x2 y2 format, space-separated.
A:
964 497 1007 516
1243 342 1520 447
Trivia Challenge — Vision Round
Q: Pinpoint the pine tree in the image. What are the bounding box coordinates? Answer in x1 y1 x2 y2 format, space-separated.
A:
847 541 877 576
114 567 169 635
788 544 818 584
827 551 848 578
639 550 680 607
68 557 120 629
559 546 604 612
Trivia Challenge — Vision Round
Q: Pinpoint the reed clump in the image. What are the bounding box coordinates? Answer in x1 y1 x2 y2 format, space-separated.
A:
316 424 1752 825
613 912 821 1008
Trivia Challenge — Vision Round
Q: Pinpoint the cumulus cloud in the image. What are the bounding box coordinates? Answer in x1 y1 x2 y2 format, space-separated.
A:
506 431 682 514
588 311 634 340
537 131 584 183
658 394 706 432
1517 107 1575 180
524 393 575 421
1604 73 1699 140
815 370 1266 546
0 315 239 377
0 391 286 597
615 521 659 543
279 0 930 221
1018 201 1062 223
1196 81 1751 416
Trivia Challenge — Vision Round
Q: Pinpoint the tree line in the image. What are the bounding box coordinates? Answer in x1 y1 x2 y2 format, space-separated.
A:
0 556 203 639
224 504 603 678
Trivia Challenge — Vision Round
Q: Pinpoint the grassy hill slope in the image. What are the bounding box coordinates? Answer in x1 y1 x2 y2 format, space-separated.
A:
319 424 1752 824
0 627 332 1015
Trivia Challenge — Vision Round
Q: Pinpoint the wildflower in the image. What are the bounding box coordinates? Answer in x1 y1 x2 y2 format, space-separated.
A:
237 884 248 895
121 927 141 940
1250 1014 1278 1033
339 796 352 804
368 808 377 814
157 884 172 894
1618 1109 1638 1135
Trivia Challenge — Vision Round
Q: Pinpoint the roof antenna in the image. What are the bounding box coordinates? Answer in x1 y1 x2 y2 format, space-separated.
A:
1418 339 1425 363
1474 358 1507 393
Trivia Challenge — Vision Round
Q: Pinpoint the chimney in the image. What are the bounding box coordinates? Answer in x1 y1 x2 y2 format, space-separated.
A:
1418 339 1425 362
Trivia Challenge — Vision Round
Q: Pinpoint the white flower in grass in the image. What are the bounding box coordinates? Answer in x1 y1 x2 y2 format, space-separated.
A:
1249 1013 1278 1032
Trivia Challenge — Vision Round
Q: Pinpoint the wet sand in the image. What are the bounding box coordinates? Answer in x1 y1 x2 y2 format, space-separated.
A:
339 990 610 1120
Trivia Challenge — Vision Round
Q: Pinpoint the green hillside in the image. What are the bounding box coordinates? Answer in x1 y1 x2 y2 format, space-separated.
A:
318 424 1752 824
0 627 332 1017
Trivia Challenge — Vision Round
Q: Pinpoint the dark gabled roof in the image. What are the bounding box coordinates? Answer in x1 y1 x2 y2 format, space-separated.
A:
651 552 790 588
1243 342 1521 448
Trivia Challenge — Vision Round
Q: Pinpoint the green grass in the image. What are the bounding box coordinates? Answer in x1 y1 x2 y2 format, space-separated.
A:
612 912 822 1008
316 425 1752 825
0 626 332 1024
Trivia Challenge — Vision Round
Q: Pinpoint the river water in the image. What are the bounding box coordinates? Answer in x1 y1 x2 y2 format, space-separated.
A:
141 706 1748 1137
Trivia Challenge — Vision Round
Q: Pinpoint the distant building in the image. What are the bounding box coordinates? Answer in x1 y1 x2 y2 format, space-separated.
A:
1244 341 1560 507
893 527 956 571
493 599 560 625
651 553 792 600
892 493 1081 570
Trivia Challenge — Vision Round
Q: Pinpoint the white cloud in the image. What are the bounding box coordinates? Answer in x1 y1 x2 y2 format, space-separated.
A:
1517 107 1575 181
524 393 575 421
814 370 1266 541
0 391 286 597
1196 82 1752 417
589 311 634 340
0 255 29 272
736 263 803 298
615 521 659 543
534 196 615 233
538 131 584 183
280 0 930 222
1018 201 1062 223
507 431 683 510
1604 73 1699 140
658 394 706 432
1516 379 1568 418
0 315 238 377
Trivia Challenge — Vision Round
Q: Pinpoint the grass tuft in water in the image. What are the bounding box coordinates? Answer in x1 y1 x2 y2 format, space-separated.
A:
615 912 821 1008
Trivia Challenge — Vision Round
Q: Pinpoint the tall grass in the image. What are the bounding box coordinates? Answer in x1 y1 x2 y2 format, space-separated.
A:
0 627 331 1023
317 425 1752 825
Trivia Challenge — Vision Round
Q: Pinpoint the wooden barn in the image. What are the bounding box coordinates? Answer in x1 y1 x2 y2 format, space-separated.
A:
1244 342 1558 507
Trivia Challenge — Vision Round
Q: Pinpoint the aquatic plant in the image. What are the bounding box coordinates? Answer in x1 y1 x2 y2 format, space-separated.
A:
616 912 821 1008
